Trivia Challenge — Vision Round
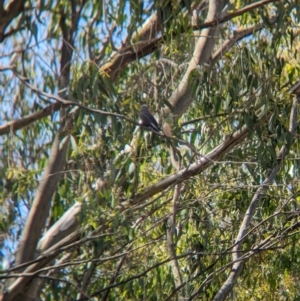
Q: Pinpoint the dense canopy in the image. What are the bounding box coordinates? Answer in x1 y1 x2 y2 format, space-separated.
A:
1 0 300 300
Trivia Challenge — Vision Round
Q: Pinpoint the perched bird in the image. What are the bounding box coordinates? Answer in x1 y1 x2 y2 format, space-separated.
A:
140 105 161 133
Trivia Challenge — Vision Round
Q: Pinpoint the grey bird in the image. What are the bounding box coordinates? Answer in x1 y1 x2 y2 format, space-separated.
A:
140 105 161 133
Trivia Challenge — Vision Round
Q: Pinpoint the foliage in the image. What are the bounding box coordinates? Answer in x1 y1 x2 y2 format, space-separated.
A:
1 0 300 300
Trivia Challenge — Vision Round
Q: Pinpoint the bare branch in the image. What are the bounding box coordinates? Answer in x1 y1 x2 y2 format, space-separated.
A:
0 26 26 40
15 133 70 265
0 102 63 135
131 12 160 43
94 22 117 62
1 230 80 301
1 65 148 127
2 232 115 275
166 0 225 118
77 259 97 299
166 184 184 299
37 202 82 252
194 0 279 31
99 36 162 81
211 16 277 65
101 244 133 301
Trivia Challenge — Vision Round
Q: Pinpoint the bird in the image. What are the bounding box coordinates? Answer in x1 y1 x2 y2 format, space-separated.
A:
139 105 161 133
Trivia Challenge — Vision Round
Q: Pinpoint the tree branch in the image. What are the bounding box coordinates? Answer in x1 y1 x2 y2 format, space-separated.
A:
0 0 26 42
166 0 225 118
0 102 63 135
8 3 82 299
99 36 162 81
99 0 278 84
127 123 250 208
101 244 133 301
15 133 70 266
194 0 278 31
131 12 160 43
212 96 298 301
166 184 184 300
1 230 80 301
211 16 277 65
